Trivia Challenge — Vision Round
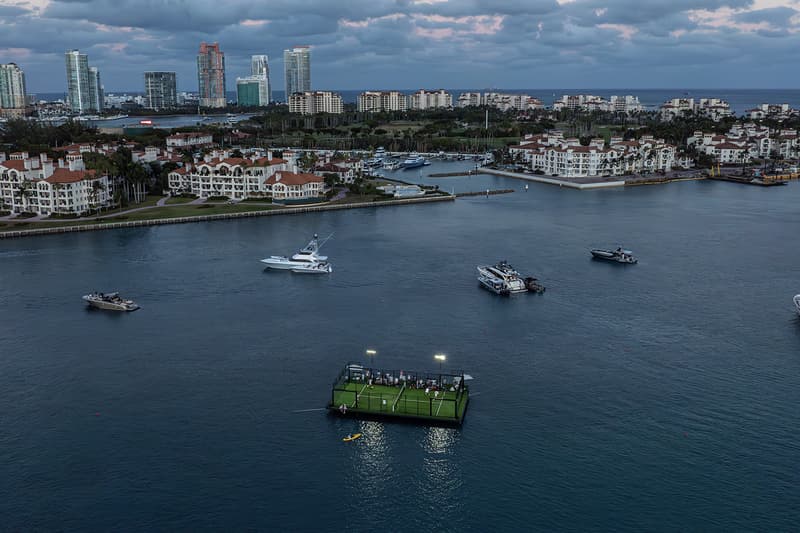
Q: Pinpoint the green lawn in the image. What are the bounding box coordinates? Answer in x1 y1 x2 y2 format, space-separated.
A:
0 203 282 232
164 196 196 205
331 381 467 420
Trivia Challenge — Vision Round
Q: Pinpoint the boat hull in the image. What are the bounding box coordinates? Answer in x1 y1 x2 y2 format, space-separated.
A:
590 250 637 264
794 295 800 316
82 296 139 312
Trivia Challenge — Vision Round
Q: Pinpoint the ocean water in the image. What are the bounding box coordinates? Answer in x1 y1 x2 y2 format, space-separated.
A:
1 170 799 530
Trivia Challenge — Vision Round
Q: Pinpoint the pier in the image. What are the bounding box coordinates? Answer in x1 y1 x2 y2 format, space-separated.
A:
329 362 469 426
480 168 626 189
455 189 515 197
707 175 788 187
428 169 482 178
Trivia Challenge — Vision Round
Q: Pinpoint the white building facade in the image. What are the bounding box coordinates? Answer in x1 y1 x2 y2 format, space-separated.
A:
409 89 452 110
289 91 343 115
509 131 676 177
0 152 112 215
357 91 408 112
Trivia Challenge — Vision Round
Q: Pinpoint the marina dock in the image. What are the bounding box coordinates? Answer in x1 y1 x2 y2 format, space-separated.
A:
329 363 469 426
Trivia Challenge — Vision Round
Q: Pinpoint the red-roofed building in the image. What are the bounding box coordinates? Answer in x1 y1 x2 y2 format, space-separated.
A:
167 151 291 199
265 171 324 203
0 154 111 215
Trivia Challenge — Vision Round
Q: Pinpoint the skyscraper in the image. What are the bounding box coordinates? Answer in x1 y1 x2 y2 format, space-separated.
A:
88 67 104 113
283 46 311 98
144 72 177 110
65 49 91 114
250 54 271 104
0 63 27 117
197 42 226 108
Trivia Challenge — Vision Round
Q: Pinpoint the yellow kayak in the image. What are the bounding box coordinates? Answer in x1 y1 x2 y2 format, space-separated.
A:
342 433 362 442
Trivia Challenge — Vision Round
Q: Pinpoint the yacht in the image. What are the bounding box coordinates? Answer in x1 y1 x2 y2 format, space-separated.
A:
374 147 387 159
383 160 401 170
590 248 638 264
260 234 333 273
794 294 800 316
401 153 427 169
82 292 139 311
477 261 529 295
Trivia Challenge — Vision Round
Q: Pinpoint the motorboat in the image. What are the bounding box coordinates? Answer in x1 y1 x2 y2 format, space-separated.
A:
343 433 362 442
794 294 800 316
477 261 529 295
82 292 139 311
401 153 426 169
260 234 333 273
591 247 638 264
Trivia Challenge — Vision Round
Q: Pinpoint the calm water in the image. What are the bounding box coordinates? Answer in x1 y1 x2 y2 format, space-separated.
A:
2 174 800 530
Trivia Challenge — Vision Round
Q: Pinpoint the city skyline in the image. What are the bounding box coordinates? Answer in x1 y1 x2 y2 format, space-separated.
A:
2 1 800 93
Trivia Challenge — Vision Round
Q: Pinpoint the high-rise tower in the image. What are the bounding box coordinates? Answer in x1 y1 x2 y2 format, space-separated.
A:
283 46 311 99
197 42 226 108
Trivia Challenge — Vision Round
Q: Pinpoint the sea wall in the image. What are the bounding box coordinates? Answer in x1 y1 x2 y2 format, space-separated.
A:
0 195 454 239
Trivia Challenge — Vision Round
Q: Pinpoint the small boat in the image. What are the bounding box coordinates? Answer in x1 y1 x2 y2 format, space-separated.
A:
82 292 139 311
794 294 800 316
591 248 637 264
261 234 333 273
523 277 546 293
342 433 362 442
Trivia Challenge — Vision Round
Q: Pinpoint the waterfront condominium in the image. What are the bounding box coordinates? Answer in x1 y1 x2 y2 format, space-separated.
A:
409 89 453 110
284 46 311 98
0 63 27 118
144 72 177 110
197 42 226 108
65 50 92 114
251 55 271 103
88 67 104 113
357 91 408 112
236 76 269 107
288 91 342 115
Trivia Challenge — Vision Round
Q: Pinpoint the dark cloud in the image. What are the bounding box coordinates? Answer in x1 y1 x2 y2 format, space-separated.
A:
1 0 799 92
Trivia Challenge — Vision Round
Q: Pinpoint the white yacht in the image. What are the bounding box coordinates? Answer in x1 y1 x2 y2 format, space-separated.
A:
794 294 800 316
400 153 426 169
82 292 139 311
477 262 528 295
261 234 333 274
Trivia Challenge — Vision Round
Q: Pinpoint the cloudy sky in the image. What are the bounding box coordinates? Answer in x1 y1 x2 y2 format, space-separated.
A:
2 0 800 94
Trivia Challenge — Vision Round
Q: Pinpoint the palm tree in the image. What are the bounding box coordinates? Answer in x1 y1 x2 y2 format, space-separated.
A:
90 180 106 212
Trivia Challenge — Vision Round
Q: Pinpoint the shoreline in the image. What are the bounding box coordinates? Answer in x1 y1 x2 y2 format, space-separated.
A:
0 195 454 240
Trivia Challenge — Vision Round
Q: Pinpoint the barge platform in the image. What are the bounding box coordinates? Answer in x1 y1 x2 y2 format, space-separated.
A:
328 363 469 426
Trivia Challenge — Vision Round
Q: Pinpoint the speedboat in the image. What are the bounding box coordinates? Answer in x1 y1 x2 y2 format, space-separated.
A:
260 234 333 273
401 153 426 169
477 261 529 295
794 294 800 316
82 292 139 311
591 248 637 264
343 433 362 442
